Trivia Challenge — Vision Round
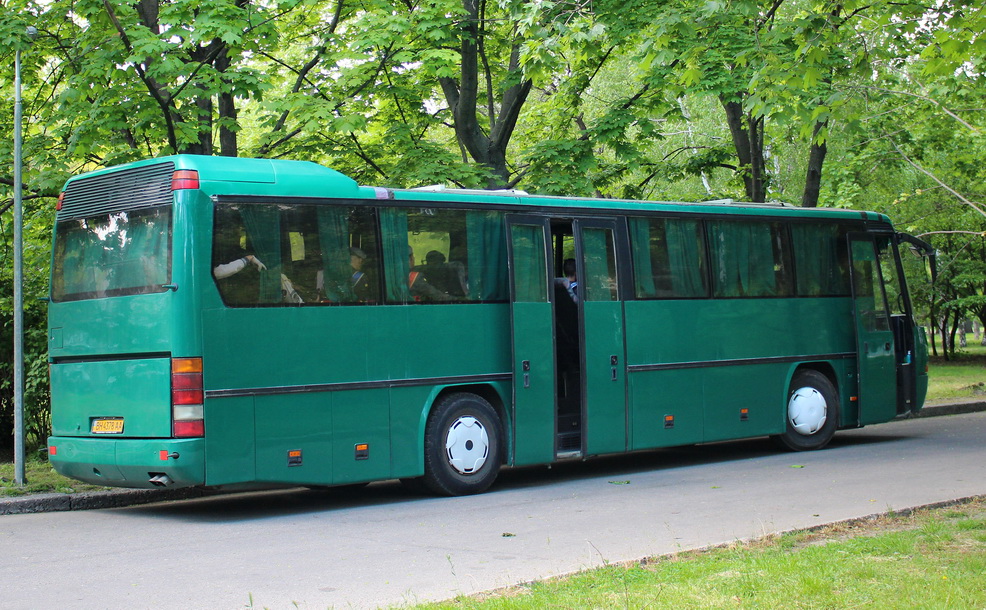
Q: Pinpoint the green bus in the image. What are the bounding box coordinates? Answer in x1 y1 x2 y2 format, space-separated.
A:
46 155 934 496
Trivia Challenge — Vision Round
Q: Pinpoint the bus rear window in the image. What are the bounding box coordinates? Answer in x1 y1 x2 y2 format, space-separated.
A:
52 206 172 302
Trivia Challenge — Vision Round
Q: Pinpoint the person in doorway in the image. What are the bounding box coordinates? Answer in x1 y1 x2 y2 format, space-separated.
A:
554 258 578 302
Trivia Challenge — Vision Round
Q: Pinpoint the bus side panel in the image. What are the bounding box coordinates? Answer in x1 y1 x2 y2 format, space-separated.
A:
389 385 435 480
203 396 256 486
625 298 855 444
332 388 392 484
255 393 333 485
629 369 704 450
703 364 786 442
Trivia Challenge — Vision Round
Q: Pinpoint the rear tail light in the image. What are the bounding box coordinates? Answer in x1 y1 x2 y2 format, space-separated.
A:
172 357 204 438
171 170 200 190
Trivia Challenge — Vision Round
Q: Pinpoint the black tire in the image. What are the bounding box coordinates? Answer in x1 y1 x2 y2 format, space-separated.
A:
773 369 840 451
422 392 503 496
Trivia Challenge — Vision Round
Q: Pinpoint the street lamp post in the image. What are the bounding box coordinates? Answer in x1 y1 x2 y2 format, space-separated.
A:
13 25 38 486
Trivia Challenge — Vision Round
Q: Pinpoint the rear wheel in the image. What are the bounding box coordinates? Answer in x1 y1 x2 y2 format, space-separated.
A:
423 392 503 496
773 369 839 451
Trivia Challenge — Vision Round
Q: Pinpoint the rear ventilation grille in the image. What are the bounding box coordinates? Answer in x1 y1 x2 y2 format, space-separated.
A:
58 162 175 220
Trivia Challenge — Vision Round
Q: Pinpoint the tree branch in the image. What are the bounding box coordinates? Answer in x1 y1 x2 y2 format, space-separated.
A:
887 136 986 219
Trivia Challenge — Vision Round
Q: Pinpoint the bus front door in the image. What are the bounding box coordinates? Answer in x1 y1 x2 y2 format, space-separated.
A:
507 216 557 466
575 219 628 456
849 235 897 425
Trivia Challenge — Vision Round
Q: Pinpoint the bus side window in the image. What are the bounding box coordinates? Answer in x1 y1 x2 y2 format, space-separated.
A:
315 205 381 304
708 220 793 298
792 223 852 297
391 207 508 304
629 217 707 299
213 206 263 306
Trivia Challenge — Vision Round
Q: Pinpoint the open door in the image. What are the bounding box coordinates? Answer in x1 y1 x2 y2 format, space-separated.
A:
575 219 628 456
506 216 556 466
848 234 897 425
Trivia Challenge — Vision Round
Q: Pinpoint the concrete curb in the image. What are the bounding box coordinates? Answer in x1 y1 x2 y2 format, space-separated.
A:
912 399 986 418
4 399 985 516
0 487 218 516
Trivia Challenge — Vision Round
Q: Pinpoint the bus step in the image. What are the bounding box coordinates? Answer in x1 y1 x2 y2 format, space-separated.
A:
557 431 582 452
556 450 582 460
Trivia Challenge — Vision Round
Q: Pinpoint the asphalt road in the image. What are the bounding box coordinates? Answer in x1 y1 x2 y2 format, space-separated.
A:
2 411 985 609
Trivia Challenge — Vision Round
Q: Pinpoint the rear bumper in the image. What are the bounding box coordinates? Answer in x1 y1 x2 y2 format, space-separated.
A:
47 436 205 489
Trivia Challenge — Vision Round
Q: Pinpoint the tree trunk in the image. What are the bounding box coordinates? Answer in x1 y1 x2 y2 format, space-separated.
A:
215 47 238 157
720 97 766 202
801 120 827 207
439 0 530 188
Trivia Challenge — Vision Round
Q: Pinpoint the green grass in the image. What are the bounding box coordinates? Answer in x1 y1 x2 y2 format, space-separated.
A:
927 342 986 403
422 498 986 609
0 457 110 497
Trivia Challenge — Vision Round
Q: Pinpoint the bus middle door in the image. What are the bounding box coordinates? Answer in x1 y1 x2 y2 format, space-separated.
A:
506 216 557 466
575 219 628 456
848 234 897 425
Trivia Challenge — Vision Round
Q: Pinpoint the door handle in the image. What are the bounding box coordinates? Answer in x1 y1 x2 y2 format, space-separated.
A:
522 360 530 388
885 342 891 351
610 355 618 381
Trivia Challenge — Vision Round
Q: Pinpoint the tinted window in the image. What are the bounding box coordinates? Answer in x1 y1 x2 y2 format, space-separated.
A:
212 203 380 306
629 217 708 298
52 206 172 302
708 220 793 298
382 207 509 304
791 223 851 296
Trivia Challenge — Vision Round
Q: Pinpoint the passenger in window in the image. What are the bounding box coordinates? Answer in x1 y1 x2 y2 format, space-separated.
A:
316 246 375 303
349 247 374 301
419 250 468 297
409 248 459 302
213 254 266 279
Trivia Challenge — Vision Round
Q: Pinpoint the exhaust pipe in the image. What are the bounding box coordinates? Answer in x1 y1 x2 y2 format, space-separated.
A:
148 473 174 487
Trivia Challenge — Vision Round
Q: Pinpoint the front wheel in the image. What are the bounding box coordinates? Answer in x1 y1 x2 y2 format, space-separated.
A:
423 392 503 496
773 369 840 451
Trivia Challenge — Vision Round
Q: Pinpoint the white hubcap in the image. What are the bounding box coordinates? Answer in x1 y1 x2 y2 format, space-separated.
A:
445 416 489 474
788 386 827 435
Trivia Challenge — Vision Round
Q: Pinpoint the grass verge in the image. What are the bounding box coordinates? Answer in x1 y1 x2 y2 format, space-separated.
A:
424 497 986 609
0 457 110 497
927 344 986 403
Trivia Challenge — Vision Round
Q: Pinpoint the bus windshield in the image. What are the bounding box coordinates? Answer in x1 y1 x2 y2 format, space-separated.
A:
52 205 172 302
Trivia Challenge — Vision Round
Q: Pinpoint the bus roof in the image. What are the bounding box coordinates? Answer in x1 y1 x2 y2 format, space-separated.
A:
63 155 889 224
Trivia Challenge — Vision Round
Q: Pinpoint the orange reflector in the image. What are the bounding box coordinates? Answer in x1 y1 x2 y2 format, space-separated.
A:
172 357 203 373
740 408 749 414
160 450 171 461
850 396 858 402
289 450 302 458
664 415 674 422
48 445 57 456
356 444 368 451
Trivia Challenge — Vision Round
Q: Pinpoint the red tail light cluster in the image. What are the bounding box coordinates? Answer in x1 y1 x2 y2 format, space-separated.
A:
172 357 204 438
171 170 200 190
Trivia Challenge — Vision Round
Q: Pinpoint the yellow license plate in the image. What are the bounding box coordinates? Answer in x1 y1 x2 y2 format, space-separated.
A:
91 418 124 434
